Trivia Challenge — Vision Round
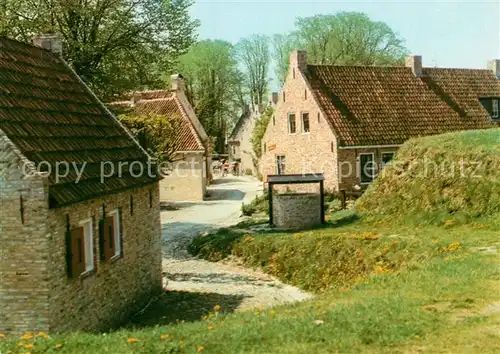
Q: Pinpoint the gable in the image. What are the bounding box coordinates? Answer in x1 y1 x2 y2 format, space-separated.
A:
0 37 158 208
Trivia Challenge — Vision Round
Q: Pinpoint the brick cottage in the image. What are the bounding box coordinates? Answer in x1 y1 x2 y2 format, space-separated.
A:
110 75 211 202
261 51 500 192
0 35 162 334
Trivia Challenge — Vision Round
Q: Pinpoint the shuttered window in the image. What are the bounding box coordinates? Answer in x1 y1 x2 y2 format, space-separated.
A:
68 227 86 277
99 209 122 262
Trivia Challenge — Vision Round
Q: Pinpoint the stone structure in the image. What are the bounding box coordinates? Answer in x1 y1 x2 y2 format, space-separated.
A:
261 51 499 193
0 36 162 334
272 193 321 229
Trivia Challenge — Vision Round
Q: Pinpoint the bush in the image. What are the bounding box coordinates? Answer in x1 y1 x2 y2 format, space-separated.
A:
244 168 253 176
241 192 269 216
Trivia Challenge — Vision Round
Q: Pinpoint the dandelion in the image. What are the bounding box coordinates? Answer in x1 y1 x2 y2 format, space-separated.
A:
207 324 214 330
269 310 276 316
160 333 169 340
213 304 221 312
0 333 6 339
197 345 205 352
126 337 138 343
36 331 49 339
414 334 421 340
374 266 385 274
20 333 33 340
55 343 63 349
25 344 33 350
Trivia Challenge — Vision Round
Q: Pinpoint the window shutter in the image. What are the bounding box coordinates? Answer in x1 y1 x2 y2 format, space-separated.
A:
99 216 115 261
69 227 85 277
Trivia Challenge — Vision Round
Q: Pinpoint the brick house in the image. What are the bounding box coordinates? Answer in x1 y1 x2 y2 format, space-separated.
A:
0 35 162 334
261 51 500 192
110 76 210 201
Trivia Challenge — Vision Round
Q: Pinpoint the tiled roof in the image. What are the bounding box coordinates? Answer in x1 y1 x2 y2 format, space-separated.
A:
110 93 204 152
304 65 497 146
0 36 158 208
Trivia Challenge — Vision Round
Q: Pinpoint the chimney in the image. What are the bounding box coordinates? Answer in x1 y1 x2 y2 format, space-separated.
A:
405 55 423 76
290 50 308 72
171 74 185 91
487 59 500 78
32 33 63 55
269 92 278 105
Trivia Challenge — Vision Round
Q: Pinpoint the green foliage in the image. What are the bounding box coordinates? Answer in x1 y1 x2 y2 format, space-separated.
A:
241 193 269 216
272 12 408 84
357 129 500 225
251 106 273 157
178 40 244 153
118 112 182 162
1 0 199 98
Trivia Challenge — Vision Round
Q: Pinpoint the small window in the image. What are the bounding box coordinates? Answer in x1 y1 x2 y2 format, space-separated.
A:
288 113 296 134
272 115 275 125
493 99 499 118
80 218 94 273
283 92 286 102
101 209 122 260
381 152 395 168
263 142 267 152
301 112 310 133
292 68 295 79
359 153 376 184
317 112 320 123
304 89 307 100
276 155 286 175
331 141 334 152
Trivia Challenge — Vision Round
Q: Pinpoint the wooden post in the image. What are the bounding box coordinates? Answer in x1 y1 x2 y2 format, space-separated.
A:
340 190 346 209
268 182 273 226
320 180 325 224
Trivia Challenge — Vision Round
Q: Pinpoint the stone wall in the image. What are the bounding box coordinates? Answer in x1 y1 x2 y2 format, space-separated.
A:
0 134 51 334
272 193 322 229
260 53 339 191
159 153 205 201
46 182 162 333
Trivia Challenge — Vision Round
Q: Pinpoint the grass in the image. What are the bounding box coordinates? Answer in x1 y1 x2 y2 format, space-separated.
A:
2 130 500 353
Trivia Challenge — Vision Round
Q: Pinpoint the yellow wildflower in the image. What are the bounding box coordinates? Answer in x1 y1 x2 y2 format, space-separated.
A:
20 333 33 340
160 333 169 340
25 344 33 350
126 337 138 343
197 345 205 352
55 343 63 349
207 324 214 330
0 333 6 339
36 331 49 339
213 304 221 312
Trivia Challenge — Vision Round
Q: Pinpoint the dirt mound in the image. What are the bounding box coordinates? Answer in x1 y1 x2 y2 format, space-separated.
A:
356 129 500 225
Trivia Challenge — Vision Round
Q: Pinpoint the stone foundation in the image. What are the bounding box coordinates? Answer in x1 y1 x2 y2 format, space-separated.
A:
272 193 321 229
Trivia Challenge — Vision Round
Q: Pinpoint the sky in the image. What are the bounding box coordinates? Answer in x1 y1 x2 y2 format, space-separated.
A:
190 0 500 88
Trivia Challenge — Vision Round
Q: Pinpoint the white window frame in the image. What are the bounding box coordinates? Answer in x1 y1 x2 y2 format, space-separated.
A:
276 155 286 175
287 113 296 134
301 112 310 134
79 218 94 273
381 152 396 168
109 209 122 259
358 153 376 185
493 99 499 119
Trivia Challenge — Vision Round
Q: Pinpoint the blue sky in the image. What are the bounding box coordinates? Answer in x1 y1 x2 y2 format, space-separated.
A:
191 0 499 78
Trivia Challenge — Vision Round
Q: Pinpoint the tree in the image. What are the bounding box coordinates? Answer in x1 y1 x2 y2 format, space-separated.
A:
118 112 183 163
235 35 270 105
0 0 199 98
272 33 297 86
251 106 273 158
178 40 243 153
272 12 408 82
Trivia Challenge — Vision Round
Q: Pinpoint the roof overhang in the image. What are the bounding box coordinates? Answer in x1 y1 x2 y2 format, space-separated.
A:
338 144 401 150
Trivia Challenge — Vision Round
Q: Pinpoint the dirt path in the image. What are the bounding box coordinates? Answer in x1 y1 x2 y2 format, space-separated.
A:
161 176 312 312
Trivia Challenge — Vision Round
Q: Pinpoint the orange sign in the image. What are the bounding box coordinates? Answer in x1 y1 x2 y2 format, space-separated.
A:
268 144 276 151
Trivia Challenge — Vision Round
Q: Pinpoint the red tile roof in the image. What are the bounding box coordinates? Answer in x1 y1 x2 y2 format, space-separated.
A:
0 36 158 207
304 65 497 146
110 93 204 152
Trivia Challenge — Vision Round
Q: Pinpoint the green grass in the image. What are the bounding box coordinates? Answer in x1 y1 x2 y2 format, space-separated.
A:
357 129 500 226
2 130 500 353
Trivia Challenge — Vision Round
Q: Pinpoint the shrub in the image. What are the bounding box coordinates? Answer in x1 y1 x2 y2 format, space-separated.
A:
241 192 269 216
244 168 253 175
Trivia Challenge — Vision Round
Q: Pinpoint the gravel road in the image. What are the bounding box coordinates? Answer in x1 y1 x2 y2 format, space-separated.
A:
161 176 312 312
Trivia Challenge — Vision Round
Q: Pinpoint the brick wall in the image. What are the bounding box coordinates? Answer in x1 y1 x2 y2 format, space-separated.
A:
159 153 205 201
337 147 400 191
260 53 339 191
0 134 51 334
46 182 162 333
